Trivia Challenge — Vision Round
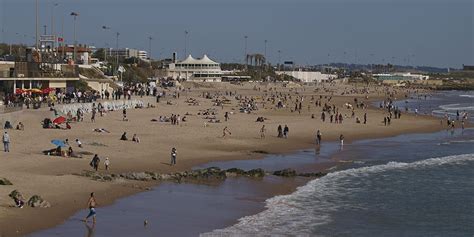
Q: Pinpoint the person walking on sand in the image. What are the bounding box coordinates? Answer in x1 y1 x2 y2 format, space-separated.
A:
91 108 96 123
90 154 100 171
83 192 97 223
283 125 289 138
222 126 232 138
260 125 266 139
170 147 177 165
3 131 10 152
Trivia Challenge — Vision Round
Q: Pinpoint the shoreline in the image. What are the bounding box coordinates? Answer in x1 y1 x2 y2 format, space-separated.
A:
25 118 444 237
0 84 464 236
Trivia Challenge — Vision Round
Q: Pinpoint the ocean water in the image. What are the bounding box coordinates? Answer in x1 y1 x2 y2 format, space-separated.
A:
205 154 474 237
391 90 474 122
204 91 474 237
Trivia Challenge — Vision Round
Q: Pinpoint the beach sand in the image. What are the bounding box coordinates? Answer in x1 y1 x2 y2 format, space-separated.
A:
0 82 448 236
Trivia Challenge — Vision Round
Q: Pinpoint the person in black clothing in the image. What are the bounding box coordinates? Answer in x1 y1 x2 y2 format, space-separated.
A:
283 125 289 138
90 154 100 171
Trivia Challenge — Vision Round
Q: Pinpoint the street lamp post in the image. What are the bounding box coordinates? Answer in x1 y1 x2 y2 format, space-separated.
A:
148 36 153 60
51 3 58 35
101 26 111 62
115 32 120 75
244 35 248 64
70 12 79 62
278 50 281 70
35 0 39 50
264 39 267 61
184 30 189 57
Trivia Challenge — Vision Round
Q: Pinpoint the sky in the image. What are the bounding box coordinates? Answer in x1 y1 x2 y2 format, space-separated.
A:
0 0 472 68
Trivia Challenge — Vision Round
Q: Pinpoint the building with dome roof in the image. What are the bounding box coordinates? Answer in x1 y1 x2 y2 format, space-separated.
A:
161 54 223 82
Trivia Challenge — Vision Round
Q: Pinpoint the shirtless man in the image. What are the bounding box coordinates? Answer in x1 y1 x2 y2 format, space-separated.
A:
83 192 97 223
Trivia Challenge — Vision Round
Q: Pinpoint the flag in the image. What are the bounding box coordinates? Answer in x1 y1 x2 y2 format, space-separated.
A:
57 37 64 42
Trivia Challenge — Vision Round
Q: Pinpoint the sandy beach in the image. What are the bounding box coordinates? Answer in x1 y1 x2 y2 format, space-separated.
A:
0 82 449 236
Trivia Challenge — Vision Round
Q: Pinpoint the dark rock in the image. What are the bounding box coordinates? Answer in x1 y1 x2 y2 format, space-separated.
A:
9 190 22 200
225 168 246 176
273 168 297 177
0 177 12 185
246 168 265 178
184 167 226 180
27 195 51 208
297 172 327 178
123 172 154 181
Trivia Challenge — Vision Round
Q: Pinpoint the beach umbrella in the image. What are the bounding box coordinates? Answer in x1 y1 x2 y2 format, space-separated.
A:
53 116 66 124
30 88 42 93
51 139 66 147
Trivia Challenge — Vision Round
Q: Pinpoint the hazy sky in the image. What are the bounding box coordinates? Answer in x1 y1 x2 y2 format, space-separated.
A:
0 0 472 68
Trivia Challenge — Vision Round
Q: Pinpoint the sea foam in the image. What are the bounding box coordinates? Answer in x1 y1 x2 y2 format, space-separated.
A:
201 154 474 236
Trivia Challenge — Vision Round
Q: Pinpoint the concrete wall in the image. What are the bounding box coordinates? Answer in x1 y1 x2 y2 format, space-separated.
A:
85 80 113 93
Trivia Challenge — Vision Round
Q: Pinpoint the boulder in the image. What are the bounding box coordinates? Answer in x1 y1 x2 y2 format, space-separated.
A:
225 168 246 177
8 190 22 200
273 169 297 177
27 195 51 208
0 177 12 185
246 168 265 178
121 172 155 181
298 172 327 178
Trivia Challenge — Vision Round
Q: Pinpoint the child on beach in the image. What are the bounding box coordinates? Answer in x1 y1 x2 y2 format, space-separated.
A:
104 157 110 170
170 147 177 165
132 134 140 143
76 139 82 148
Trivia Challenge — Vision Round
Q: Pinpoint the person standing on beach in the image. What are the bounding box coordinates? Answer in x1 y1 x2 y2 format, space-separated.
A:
170 147 177 165
283 125 289 138
339 134 344 147
260 125 266 139
3 131 10 152
364 113 367 124
277 125 283 138
83 192 97 223
104 157 110 170
316 130 322 145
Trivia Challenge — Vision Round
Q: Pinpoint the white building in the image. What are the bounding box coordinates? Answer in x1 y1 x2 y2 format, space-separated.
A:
106 48 147 60
163 54 223 82
373 73 429 81
276 70 337 83
138 51 148 60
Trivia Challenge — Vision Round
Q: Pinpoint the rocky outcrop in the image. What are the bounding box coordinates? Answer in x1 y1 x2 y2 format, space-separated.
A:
246 168 266 178
273 169 297 177
8 190 22 200
8 190 51 208
0 177 12 185
27 195 51 208
77 167 326 183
